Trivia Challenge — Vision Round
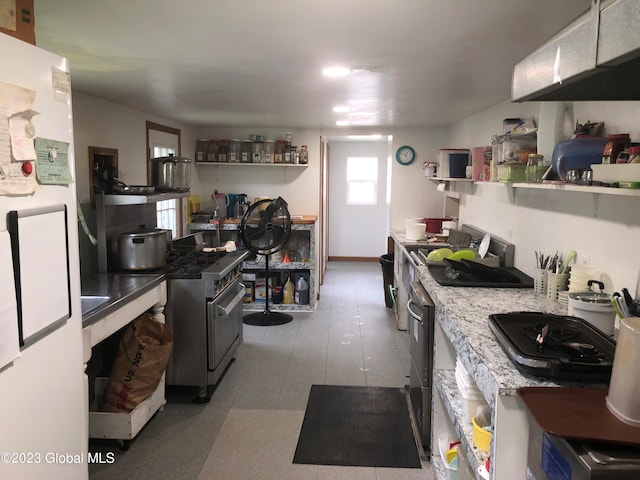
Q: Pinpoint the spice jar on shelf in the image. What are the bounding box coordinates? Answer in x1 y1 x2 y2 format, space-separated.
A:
229 139 241 163
263 140 275 163
274 140 285 163
252 142 263 163
207 140 218 162
241 140 252 163
217 139 230 163
195 139 208 162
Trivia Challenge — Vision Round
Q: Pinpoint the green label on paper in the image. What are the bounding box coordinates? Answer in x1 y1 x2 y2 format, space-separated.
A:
35 137 72 185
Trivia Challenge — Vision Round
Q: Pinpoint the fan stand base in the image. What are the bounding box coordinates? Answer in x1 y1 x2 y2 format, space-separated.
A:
243 309 292 326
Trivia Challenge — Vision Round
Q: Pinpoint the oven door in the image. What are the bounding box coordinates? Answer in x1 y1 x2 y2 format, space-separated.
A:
207 279 245 370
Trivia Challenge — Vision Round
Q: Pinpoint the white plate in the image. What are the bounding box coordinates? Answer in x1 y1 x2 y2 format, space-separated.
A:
478 234 491 259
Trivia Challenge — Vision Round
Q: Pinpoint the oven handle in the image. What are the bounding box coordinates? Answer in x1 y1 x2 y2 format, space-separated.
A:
407 299 423 323
215 283 246 317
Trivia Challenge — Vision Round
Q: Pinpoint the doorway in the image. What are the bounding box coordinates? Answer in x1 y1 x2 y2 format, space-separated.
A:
326 136 392 260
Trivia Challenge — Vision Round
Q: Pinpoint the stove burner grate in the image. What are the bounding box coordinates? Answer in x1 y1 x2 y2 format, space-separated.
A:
521 323 603 361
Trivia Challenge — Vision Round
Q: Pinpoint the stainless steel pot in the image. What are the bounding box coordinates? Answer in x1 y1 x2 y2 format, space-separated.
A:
118 228 168 270
151 154 192 192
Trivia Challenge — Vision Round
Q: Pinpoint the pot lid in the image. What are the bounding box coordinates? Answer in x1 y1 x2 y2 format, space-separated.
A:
569 291 611 304
569 279 611 304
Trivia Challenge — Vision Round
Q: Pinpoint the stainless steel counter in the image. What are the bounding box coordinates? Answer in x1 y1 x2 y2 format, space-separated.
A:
81 273 165 328
81 273 167 361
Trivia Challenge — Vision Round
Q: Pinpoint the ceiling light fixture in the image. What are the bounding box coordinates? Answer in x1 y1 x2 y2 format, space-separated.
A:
332 105 352 113
322 67 352 77
336 120 351 126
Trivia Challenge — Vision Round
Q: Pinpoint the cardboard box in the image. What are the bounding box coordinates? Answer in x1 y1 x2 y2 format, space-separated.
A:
0 0 35 45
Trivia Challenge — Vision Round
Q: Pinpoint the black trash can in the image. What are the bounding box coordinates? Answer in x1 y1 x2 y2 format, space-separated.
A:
379 253 394 308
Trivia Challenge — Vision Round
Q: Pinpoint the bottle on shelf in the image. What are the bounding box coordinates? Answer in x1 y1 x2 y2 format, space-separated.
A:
299 145 308 164
283 276 295 304
295 276 309 305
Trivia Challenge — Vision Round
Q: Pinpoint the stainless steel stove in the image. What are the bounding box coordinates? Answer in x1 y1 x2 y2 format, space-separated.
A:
160 234 250 403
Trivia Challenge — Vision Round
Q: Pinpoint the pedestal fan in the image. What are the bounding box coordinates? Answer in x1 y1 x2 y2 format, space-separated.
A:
239 196 292 326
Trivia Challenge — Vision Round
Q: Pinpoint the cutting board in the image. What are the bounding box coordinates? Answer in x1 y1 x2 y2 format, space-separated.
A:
517 387 640 446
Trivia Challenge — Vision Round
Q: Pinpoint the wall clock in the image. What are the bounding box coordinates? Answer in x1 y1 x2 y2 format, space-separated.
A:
395 145 416 166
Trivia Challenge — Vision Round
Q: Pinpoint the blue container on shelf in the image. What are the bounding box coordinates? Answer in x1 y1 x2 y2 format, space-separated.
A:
449 152 470 178
551 135 608 180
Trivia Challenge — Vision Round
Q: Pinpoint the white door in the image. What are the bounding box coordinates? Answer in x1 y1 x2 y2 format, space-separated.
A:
328 139 391 259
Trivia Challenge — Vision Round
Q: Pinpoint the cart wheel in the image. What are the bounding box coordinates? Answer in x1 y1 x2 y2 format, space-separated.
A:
118 439 131 451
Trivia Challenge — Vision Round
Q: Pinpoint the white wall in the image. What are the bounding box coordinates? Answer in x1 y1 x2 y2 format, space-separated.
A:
191 127 321 216
72 92 200 272
73 92 200 204
447 100 640 293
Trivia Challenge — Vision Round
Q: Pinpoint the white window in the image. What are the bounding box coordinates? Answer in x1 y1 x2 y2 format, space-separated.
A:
346 157 378 205
153 145 178 238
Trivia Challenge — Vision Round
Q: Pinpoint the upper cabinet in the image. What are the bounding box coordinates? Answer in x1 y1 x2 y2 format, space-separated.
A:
512 0 640 102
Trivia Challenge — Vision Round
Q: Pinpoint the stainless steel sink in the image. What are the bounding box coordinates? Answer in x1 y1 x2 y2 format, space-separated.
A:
80 295 111 316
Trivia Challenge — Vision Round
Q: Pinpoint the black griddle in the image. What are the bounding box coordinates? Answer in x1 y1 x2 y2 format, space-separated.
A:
428 263 534 288
489 312 616 382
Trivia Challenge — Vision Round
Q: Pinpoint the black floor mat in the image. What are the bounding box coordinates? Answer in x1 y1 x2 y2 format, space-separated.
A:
293 385 422 469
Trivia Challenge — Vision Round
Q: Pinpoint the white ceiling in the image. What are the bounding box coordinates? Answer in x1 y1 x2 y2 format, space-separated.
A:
34 0 590 129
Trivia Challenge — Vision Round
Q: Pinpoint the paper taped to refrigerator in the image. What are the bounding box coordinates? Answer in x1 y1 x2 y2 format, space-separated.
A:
0 230 20 368
0 80 38 194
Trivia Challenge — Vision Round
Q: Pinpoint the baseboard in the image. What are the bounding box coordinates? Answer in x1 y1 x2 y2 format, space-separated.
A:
328 256 378 262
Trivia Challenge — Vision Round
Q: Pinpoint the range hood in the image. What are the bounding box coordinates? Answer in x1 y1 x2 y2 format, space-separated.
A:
512 0 640 101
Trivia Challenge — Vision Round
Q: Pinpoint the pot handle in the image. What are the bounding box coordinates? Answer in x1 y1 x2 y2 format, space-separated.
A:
587 279 604 292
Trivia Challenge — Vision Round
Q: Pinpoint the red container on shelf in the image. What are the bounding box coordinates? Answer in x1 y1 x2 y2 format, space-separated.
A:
424 217 452 234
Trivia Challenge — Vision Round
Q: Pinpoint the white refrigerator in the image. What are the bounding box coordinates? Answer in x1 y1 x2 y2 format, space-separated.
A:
0 33 87 479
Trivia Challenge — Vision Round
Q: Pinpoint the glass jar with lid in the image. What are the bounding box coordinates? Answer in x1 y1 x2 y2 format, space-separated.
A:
274 140 285 163
229 139 241 163
263 140 275 163
207 140 218 162
217 139 230 163
195 139 208 162
252 142 263 163
525 154 545 183
241 140 252 163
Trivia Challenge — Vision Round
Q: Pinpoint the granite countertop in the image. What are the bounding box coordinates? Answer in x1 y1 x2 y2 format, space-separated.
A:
81 273 165 328
414 261 569 408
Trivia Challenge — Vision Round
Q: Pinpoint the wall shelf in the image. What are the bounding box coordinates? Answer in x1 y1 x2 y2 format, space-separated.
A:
435 178 640 199
429 177 474 183
195 162 307 168
510 182 640 197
